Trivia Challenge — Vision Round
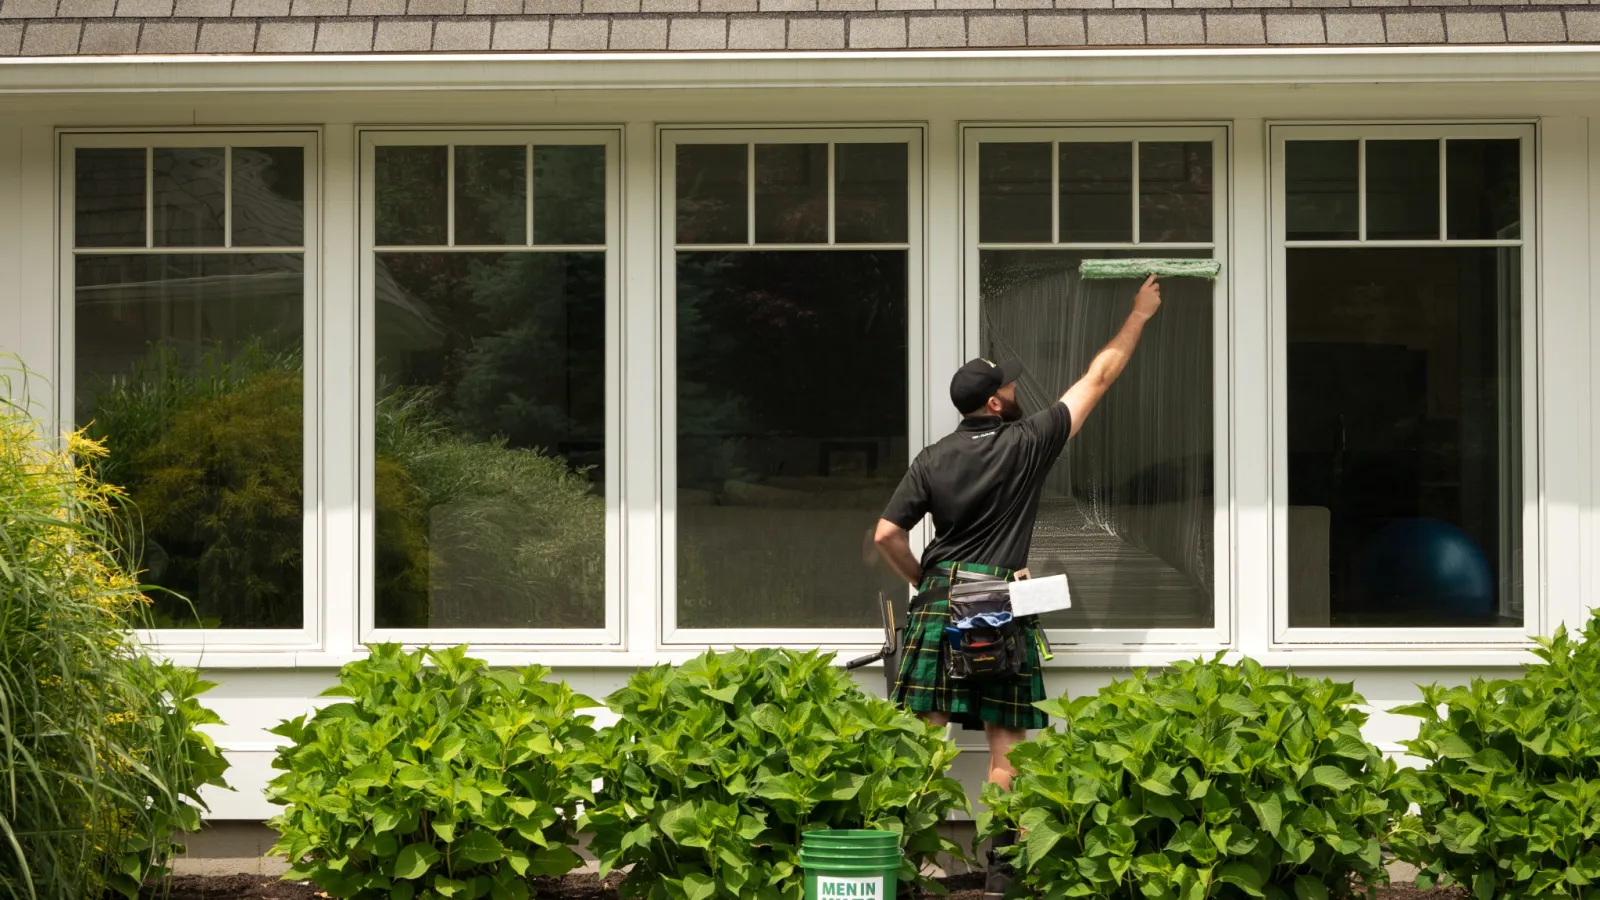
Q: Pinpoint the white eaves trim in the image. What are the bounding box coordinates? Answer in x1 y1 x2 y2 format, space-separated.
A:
4 45 1600 94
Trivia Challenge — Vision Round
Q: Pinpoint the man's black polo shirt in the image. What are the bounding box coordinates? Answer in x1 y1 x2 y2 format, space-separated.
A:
881 401 1073 574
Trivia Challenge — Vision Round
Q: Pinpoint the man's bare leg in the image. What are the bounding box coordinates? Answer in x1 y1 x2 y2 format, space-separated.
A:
984 723 1025 791
983 723 1026 898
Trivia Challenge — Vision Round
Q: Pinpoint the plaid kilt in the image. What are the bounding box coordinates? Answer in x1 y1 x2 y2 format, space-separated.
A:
890 562 1049 732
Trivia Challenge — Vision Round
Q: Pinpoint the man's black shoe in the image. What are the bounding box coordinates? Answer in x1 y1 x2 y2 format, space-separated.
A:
984 830 1018 899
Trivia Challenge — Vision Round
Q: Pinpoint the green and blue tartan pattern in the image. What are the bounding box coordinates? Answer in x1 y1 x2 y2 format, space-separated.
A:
889 561 1048 731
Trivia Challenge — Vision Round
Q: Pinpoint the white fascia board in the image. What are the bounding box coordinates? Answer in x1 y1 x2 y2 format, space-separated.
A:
5 45 1600 94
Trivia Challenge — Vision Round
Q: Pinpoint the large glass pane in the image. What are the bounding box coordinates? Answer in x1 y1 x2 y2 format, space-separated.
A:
1139 142 1213 243
1447 139 1521 240
534 145 607 246
73 253 305 629
676 144 747 245
1285 140 1359 241
676 251 908 628
232 147 305 248
1286 248 1521 628
834 143 908 244
1058 142 1132 244
754 144 828 244
978 143 1052 244
1367 140 1440 241
152 147 226 248
454 145 527 247
373 252 606 629
978 249 1214 629
375 146 448 247
75 147 146 249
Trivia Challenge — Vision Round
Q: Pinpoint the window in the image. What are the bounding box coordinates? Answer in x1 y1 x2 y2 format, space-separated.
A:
964 127 1229 646
1272 125 1535 643
62 133 316 641
663 129 922 640
360 131 620 645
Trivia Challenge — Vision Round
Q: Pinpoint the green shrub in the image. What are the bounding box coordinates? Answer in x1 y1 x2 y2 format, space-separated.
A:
578 648 969 900
980 654 1408 900
1389 616 1600 899
266 644 597 900
0 384 229 900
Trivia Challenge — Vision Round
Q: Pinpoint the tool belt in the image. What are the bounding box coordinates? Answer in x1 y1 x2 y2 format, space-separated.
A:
916 565 1028 682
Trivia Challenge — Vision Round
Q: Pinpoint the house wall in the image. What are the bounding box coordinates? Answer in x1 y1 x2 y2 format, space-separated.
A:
1 75 1597 826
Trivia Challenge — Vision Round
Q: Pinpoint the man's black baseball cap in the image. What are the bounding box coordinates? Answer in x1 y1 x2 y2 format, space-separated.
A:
950 358 1025 414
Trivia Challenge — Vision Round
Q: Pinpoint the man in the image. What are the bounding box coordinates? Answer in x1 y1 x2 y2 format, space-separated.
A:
873 274 1162 898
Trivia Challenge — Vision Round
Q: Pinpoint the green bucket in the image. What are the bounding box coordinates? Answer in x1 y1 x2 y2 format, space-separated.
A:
800 831 901 900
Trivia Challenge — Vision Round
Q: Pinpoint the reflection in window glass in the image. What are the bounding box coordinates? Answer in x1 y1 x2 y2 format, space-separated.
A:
75 148 146 248
834 143 908 244
978 143 1052 244
978 250 1214 629
1286 248 1521 628
1447 139 1521 241
676 251 908 628
1138 142 1213 243
454 146 527 247
535 146 607 246
677 144 748 245
232 148 305 248
153 148 226 248
1058 142 1131 244
373 252 606 630
375 146 448 247
754 144 828 244
1285 141 1358 241
74 253 305 629
1367 140 1440 241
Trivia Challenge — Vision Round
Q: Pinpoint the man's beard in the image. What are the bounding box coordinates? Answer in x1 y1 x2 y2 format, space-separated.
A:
997 394 1023 422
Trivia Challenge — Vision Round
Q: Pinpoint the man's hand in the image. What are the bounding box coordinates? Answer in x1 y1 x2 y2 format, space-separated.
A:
1132 273 1162 322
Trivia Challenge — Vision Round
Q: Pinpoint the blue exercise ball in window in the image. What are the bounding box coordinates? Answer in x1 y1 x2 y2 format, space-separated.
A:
1352 518 1495 619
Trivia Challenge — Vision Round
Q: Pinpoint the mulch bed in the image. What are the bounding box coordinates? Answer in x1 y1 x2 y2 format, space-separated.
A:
140 873 1470 900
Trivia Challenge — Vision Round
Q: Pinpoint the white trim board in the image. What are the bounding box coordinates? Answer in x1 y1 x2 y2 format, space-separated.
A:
7 48 1600 96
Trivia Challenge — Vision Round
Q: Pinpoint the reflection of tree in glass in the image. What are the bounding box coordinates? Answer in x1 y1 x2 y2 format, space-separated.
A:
81 342 303 629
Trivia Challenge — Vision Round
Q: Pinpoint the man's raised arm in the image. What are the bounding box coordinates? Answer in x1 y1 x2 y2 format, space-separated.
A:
1060 273 1163 437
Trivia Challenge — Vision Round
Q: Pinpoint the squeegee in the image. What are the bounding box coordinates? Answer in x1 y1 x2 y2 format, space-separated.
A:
1078 258 1222 281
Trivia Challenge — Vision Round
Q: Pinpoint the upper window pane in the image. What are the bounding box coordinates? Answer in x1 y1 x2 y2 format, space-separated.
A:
978 249 1215 629
754 144 828 244
454 145 527 247
1139 142 1213 243
534 145 607 246
676 144 747 245
675 250 908 629
1367 140 1440 241
834 142 908 244
232 147 305 248
74 253 306 629
153 147 226 248
75 148 146 249
1058 142 1131 244
979 143 1052 244
1285 140 1359 242
375 146 448 247
1447 139 1521 241
1286 247 1522 628
373 252 607 630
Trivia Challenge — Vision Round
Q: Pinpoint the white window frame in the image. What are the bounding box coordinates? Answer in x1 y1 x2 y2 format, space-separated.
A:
659 125 926 649
357 128 625 650
960 124 1234 651
58 129 323 651
1268 122 1540 647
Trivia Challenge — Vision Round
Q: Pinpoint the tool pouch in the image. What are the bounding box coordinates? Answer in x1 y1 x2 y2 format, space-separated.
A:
943 582 1026 681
